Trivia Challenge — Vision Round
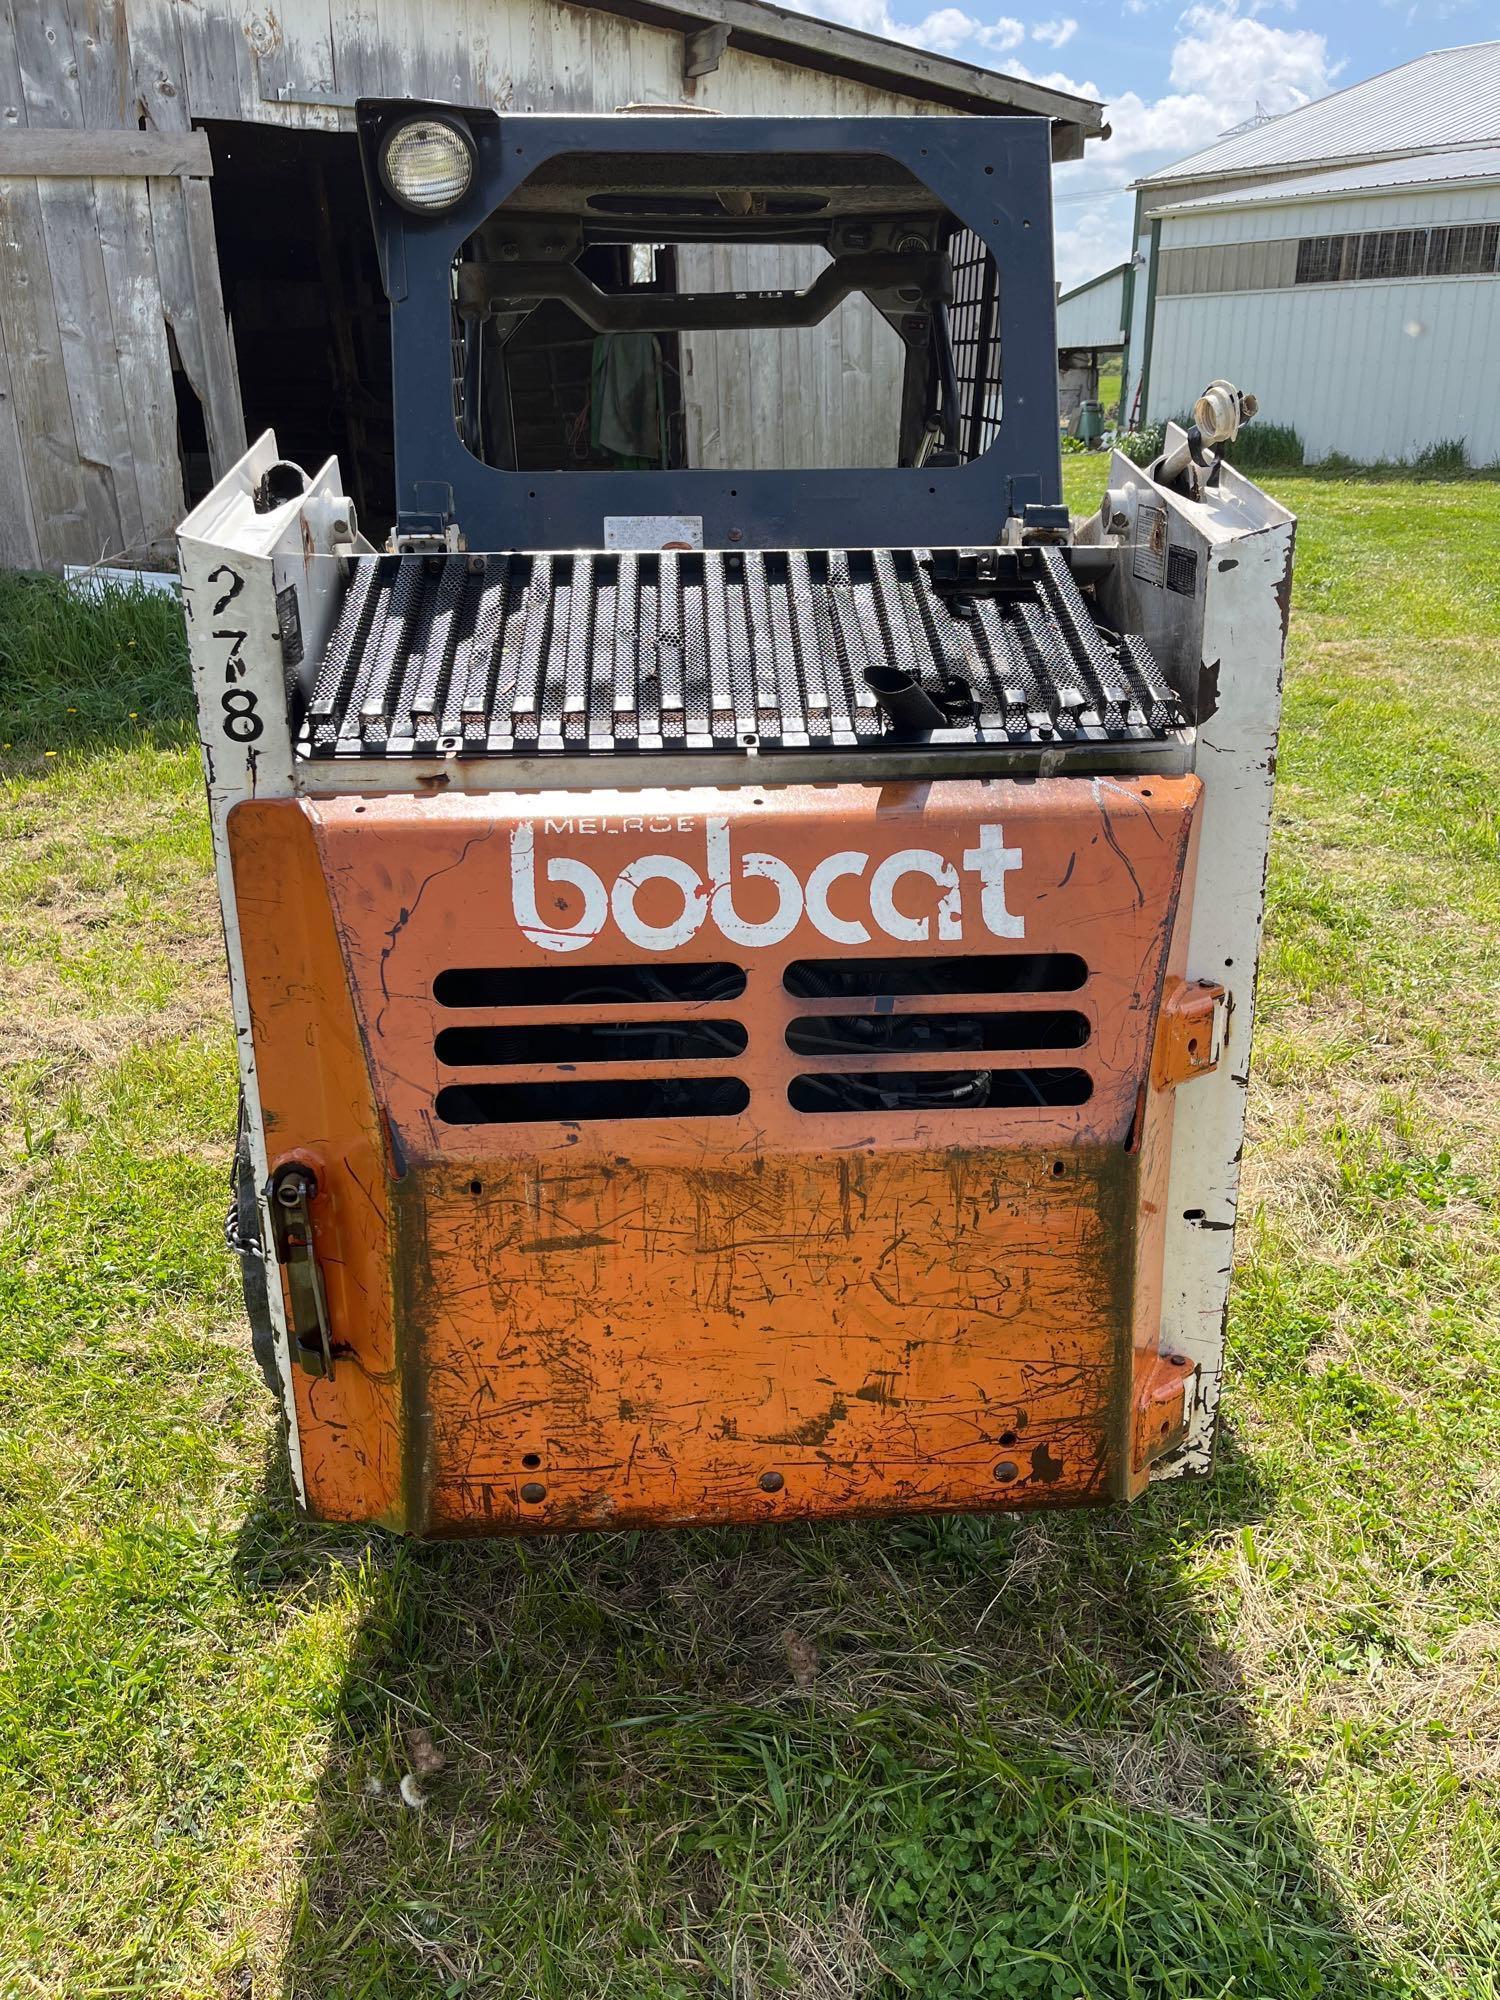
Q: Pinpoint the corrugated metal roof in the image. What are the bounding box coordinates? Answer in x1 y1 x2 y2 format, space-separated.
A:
1156 144 1500 212
1135 41 1500 187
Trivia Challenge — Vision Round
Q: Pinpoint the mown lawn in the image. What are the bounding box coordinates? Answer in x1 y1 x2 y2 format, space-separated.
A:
1 467 1497 1998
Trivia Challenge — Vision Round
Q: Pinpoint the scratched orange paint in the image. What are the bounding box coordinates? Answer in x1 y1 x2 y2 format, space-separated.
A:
230 774 1204 1533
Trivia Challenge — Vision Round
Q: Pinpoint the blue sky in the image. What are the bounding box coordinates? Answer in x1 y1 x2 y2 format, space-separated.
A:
778 0 1495 286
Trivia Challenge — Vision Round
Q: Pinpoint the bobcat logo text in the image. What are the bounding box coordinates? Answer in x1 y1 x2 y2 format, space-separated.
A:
509 819 1024 954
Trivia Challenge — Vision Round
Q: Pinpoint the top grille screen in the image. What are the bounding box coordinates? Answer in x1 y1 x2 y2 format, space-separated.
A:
301 545 1183 761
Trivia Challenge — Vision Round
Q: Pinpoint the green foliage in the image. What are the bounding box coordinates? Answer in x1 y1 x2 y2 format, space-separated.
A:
1412 438 1469 476
846 1748 1355 1998
0 570 192 755
1225 420 1305 469
1115 422 1163 466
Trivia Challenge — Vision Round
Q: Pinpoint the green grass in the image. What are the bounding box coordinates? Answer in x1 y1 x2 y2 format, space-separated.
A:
2 481 1498 1996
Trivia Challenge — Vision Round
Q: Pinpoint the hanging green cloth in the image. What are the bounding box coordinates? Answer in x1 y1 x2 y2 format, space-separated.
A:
590 332 667 468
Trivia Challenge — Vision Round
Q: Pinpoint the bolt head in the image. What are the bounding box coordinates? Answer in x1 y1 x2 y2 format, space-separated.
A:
759 1470 784 1494
993 1461 1019 1483
519 1481 546 1504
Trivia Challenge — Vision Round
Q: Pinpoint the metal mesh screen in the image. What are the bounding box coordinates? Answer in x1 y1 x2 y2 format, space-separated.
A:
946 228 1001 464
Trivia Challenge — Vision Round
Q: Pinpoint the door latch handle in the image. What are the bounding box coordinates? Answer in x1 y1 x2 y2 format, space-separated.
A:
268 1164 335 1378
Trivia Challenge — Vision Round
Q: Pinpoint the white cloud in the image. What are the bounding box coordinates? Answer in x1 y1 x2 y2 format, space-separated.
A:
1053 194 1138 291
771 0 895 34
1012 0 1339 180
1169 1 1332 103
1032 16 1078 46
1046 2 1340 286
911 7 982 51
771 0 1027 51
974 15 1027 50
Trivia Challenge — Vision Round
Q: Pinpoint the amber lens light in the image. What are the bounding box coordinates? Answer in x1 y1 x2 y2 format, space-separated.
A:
380 118 474 212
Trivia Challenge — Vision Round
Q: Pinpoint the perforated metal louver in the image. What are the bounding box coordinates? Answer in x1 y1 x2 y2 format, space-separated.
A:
300 545 1185 759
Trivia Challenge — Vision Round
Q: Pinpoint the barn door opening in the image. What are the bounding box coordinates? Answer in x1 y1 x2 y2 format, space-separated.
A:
199 121 395 540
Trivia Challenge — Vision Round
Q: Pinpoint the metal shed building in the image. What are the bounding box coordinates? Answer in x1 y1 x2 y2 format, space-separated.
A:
0 0 1101 572
1055 258 1126 422
1119 41 1500 462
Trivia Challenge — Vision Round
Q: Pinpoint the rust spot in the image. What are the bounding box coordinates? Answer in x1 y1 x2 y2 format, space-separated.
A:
1274 541 1294 647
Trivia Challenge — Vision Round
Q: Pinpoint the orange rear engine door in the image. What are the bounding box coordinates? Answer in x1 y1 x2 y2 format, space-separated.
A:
229 776 1205 1533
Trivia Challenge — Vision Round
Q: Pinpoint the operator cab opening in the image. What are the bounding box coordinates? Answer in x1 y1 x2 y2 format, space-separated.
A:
448 148 1001 476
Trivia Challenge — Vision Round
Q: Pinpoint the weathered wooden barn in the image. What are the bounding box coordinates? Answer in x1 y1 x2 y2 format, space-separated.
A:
0 0 1100 570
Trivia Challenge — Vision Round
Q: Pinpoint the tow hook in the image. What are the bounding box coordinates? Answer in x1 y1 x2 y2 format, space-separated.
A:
268 1165 335 1379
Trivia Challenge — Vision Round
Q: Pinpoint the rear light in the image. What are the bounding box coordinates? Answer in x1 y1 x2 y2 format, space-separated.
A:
378 115 475 214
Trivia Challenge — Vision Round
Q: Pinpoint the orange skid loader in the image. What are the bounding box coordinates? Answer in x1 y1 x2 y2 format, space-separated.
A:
180 107 1293 1533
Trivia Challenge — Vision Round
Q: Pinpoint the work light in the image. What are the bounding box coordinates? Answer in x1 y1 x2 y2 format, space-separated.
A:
378 115 475 214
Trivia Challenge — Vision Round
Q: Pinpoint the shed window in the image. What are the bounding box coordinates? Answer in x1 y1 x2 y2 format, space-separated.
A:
1426 221 1500 275
1296 221 1500 286
1356 229 1424 280
1295 234 1348 284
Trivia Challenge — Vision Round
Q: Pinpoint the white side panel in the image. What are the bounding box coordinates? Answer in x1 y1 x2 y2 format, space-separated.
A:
1090 448 1294 1471
178 433 359 1510
1147 275 1500 460
1119 224 1151 424
1055 268 1126 349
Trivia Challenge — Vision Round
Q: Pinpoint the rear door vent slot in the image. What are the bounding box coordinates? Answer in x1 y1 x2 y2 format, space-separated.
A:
435 962 746 1007
436 1078 751 1124
788 1068 1093 1113
437 1020 748 1065
783 954 1087 999
786 1010 1089 1056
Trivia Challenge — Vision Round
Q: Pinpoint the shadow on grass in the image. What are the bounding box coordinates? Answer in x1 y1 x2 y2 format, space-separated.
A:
233 1424 1400 2000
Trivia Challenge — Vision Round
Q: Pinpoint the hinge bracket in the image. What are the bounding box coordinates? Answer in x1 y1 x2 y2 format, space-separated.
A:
1132 1350 1197 1471
1153 976 1227 1089
267 1164 335 1378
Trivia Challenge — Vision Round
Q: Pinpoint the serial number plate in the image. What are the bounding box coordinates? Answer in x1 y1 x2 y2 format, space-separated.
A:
603 514 704 551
